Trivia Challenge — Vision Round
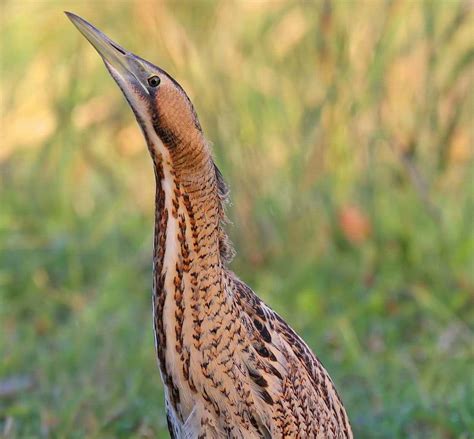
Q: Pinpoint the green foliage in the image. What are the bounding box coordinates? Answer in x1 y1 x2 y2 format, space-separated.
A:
1 1 473 437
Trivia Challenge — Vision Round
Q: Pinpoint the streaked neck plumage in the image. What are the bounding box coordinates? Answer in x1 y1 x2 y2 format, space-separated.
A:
143 94 232 418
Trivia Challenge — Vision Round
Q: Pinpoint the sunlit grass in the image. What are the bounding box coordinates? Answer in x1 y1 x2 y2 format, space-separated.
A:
1 0 473 437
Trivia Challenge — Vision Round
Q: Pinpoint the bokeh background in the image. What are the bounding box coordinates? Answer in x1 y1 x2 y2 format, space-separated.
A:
1 0 473 437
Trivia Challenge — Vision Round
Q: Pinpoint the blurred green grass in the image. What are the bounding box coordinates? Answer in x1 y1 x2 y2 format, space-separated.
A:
1 0 473 437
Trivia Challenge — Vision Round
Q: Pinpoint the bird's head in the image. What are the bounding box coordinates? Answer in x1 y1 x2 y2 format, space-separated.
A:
66 12 203 162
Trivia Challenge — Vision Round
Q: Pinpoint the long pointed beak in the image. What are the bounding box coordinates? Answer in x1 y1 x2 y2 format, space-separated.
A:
65 12 149 94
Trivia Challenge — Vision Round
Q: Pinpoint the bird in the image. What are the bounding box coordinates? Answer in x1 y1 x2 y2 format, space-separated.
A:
67 12 353 439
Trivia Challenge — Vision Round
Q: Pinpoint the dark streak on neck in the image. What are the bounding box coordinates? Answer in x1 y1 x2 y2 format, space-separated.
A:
151 154 181 415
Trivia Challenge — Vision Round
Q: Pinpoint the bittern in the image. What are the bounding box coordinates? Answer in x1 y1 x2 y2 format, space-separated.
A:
67 12 353 439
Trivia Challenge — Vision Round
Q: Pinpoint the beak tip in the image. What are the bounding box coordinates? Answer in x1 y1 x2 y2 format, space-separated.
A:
64 11 75 21
65 11 86 29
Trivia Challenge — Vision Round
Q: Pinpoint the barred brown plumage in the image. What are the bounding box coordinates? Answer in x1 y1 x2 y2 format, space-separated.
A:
67 12 353 439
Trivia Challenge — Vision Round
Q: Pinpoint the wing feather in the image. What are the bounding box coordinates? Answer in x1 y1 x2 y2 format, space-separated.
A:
229 272 352 438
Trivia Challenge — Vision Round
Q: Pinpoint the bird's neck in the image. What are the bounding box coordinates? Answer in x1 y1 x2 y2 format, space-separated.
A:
150 142 230 409
152 146 224 276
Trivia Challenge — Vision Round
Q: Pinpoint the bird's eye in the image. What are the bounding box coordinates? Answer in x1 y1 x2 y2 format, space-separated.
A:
147 76 161 87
